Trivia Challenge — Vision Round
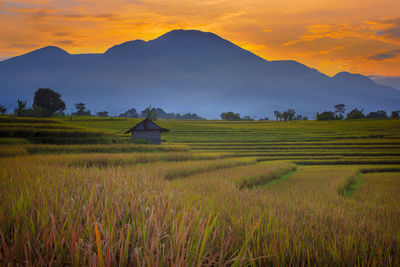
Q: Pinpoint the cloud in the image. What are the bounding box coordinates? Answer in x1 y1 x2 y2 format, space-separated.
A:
368 49 400 61
366 17 400 44
379 17 400 41
282 24 360 46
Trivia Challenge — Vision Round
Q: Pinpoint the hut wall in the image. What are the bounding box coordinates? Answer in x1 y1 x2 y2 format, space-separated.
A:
132 131 161 144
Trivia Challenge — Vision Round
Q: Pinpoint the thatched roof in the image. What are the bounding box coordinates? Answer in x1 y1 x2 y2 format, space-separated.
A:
125 119 169 134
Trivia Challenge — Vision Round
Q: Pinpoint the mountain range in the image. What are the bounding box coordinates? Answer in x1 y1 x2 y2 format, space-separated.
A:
1 29 400 118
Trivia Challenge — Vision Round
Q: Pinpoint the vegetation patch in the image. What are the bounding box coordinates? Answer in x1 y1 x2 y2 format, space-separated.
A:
235 165 297 189
294 159 400 165
337 173 362 197
360 167 400 173
25 144 189 154
0 138 29 145
0 146 28 158
164 158 256 180
53 152 205 168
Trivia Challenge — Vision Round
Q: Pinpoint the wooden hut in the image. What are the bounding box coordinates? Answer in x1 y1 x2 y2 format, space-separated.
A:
125 119 169 144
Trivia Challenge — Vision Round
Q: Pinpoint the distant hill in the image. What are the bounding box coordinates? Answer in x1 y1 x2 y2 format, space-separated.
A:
370 76 400 91
1 29 400 118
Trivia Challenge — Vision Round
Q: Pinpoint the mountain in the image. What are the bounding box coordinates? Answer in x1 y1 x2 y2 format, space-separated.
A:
1 29 400 118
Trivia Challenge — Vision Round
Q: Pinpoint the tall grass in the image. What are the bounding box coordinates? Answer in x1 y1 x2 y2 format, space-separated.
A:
0 160 232 265
170 164 400 265
1 117 400 265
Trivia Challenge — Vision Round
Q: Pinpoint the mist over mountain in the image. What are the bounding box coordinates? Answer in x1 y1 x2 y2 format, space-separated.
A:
1 29 400 118
370 76 400 91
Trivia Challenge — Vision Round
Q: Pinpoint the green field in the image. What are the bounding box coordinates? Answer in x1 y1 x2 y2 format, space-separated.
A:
1 116 400 265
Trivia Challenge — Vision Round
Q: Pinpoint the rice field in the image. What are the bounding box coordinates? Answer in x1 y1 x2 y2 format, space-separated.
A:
0 117 400 265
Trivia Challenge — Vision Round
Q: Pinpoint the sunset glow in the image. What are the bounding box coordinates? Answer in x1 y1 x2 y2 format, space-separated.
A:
1 0 400 76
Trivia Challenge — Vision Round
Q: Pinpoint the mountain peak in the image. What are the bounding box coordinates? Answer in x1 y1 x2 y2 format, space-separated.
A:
105 40 147 55
1 45 69 64
28 46 69 56
333 71 374 84
156 29 221 40
150 29 235 48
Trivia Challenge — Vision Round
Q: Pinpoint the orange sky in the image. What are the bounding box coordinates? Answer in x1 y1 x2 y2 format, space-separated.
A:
1 0 400 76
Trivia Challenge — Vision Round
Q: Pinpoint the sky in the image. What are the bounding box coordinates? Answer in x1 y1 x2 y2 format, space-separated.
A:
0 0 400 77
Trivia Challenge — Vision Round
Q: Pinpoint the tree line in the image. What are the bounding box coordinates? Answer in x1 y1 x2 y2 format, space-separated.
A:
316 104 399 120
1 89 399 121
0 88 205 120
119 106 204 120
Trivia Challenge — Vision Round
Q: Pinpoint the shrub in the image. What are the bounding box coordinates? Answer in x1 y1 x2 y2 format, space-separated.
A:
346 108 365 120
316 111 337 120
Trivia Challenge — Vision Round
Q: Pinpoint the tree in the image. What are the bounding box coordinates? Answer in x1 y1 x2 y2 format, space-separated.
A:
242 116 254 121
33 88 66 117
97 111 109 117
220 111 240 121
75 103 86 113
334 104 346 119
316 111 337 121
391 111 399 118
142 105 157 120
366 110 387 119
287 109 296 121
14 100 28 116
73 103 91 116
294 114 303 120
273 111 281 121
0 104 6 114
281 109 295 121
346 108 365 120
282 111 289 121
119 108 138 118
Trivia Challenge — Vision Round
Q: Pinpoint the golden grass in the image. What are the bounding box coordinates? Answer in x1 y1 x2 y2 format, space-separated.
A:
0 159 229 265
353 172 400 208
1 154 400 265
169 164 400 265
1 117 400 265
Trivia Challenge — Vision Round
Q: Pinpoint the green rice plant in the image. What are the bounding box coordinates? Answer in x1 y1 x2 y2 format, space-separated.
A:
0 138 29 145
0 128 106 138
0 116 63 124
0 123 89 130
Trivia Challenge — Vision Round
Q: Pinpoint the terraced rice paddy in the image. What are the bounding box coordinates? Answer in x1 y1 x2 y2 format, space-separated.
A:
0 116 400 265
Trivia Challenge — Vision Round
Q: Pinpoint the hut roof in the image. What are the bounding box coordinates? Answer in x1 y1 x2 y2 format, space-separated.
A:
125 119 169 134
